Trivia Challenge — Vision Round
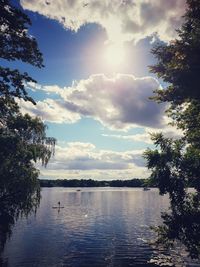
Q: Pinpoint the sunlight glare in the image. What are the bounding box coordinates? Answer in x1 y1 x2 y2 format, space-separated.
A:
103 44 125 69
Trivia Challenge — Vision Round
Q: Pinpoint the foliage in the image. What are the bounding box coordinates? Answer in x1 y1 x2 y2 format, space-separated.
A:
39 178 148 188
144 134 200 258
0 184 40 252
144 0 200 259
150 0 200 104
0 0 56 257
0 0 43 104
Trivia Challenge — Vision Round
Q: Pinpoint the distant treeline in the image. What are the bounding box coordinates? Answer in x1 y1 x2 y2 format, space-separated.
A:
39 178 155 188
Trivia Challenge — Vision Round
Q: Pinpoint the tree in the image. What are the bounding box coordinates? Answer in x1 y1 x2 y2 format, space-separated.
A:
0 0 56 256
0 0 43 103
150 0 200 103
144 0 200 259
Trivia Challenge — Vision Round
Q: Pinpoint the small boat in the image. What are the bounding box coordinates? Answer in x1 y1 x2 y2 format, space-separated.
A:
143 187 150 191
76 189 81 192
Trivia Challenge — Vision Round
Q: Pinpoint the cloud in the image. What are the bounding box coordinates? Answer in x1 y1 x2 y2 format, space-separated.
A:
27 82 62 95
21 0 186 43
38 142 148 179
25 74 165 130
46 142 145 170
102 126 183 144
40 168 148 180
102 132 153 144
19 98 80 124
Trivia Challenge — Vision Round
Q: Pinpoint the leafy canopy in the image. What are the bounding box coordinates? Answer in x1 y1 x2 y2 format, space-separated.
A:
0 0 56 254
144 0 200 259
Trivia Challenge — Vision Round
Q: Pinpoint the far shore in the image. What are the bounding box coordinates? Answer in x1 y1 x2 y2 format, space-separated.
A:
39 178 155 188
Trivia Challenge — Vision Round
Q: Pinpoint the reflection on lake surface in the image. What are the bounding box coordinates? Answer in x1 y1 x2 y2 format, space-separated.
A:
2 188 170 267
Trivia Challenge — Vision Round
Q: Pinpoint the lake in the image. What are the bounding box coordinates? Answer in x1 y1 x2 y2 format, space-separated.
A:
1 187 194 267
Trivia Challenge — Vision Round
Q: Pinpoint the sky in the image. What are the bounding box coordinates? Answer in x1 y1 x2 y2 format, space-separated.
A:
12 0 186 180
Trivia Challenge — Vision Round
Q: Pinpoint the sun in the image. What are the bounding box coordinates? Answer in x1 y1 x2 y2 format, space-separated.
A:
103 44 125 69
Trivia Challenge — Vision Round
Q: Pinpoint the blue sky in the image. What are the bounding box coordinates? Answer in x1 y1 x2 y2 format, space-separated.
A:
12 0 186 180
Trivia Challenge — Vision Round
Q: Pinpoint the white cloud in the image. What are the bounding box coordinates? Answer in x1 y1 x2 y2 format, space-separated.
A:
102 132 153 144
47 142 145 170
39 141 148 179
25 74 165 130
27 82 62 95
21 0 186 44
19 98 80 124
102 126 183 144
40 168 148 180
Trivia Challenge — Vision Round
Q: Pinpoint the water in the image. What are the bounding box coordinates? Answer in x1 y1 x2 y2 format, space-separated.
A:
2 188 171 267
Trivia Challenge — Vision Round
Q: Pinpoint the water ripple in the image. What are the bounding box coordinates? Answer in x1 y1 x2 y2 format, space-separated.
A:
2 188 198 267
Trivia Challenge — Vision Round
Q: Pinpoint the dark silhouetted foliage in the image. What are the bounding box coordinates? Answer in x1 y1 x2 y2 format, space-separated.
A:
39 178 148 188
0 0 55 259
145 0 200 259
